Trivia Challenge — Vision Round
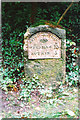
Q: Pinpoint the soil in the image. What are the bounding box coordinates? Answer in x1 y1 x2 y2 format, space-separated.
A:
0 85 79 119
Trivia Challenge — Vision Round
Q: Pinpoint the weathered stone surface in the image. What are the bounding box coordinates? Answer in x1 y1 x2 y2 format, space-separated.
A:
24 25 66 39
24 25 66 87
28 32 61 59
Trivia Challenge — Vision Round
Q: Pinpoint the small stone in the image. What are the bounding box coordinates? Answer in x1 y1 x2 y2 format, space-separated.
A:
73 88 78 92
35 107 40 110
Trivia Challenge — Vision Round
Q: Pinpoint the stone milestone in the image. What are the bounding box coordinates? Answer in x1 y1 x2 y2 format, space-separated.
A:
24 25 66 87
28 32 61 59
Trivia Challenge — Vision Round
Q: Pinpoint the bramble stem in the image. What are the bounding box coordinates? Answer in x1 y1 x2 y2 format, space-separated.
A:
57 2 73 25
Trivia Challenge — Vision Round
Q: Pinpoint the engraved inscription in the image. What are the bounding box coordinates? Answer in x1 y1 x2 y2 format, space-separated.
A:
54 42 59 49
28 32 61 59
40 39 48 43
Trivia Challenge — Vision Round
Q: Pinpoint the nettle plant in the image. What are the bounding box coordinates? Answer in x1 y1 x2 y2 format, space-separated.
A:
66 39 79 86
2 29 25 89
19 74 58 104
19 74 44 101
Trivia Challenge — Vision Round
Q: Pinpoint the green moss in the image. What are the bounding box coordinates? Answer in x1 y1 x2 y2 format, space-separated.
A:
31 19 63 28
31 20 47 27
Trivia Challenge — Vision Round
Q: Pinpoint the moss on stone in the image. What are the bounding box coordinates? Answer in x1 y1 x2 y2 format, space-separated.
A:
24 23 66 87
31 19 63 29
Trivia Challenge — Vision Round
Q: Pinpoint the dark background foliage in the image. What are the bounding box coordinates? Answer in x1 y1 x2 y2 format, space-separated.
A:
1 2 79 88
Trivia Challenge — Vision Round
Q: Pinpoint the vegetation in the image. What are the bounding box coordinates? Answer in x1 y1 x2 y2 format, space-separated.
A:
1 2 79 118
31 19 63 28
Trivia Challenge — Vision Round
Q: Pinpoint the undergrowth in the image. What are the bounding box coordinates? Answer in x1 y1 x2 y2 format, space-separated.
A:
1 2 79 92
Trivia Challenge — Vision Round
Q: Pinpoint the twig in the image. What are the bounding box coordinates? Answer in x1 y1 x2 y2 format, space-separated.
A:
57 2 73 25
